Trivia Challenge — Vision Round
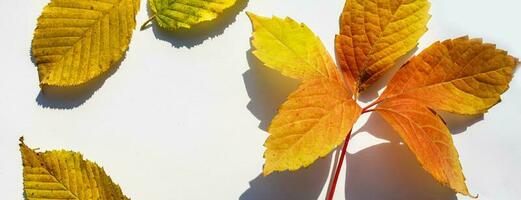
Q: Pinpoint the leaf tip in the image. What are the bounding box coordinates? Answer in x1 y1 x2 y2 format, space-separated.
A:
18 136 31 151
245 12 273 26
140 15 156 31
461 188 478 199
246 12 263 30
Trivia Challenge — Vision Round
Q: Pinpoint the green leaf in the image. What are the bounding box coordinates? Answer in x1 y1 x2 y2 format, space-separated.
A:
142 0 237 30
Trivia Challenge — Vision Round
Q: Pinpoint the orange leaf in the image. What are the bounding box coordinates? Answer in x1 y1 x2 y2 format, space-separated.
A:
374 36 518 196
379 36 518 115
335 0 431 95
375 98 471 195
264 78 361 175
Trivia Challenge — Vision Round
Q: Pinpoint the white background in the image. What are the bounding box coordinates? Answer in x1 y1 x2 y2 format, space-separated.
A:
1 0 520 199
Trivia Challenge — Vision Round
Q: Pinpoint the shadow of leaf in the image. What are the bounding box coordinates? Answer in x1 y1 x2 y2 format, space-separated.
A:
348 112 473 199
147 0 249 48
345 142 457 200
240 153 333 200
438 111 484 135
354 112 402 143
242 50 299 131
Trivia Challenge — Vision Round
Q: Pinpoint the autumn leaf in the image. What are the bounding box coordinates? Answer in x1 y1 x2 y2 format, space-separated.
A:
264 78 361 175
335 0 431 95
247 12 340 82
141 0 238 30
375 98 470 195
247 13 361 175
379 36 519 115
373 36 518 195
32 0 140 87
20 137 129 199
247 0 518 198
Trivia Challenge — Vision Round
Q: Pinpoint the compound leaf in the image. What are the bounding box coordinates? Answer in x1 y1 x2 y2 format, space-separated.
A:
246 2 518 198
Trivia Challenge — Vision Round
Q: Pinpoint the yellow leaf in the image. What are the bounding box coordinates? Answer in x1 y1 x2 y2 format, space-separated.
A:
379 36 518 115
335 0 430 94
264 78 361 175
247 12 360 176
247 12 340 82
375 98 471 195
143 0 237 30
32 0 140 86
19 138 129 200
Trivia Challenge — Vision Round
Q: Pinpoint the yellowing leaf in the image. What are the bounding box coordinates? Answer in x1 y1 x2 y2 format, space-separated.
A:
20 138 129 199
143 0 237 30
247 12 340 82
247 12 360 175
335 0 430 94
379 36 518 115
264 78 361 175
32 0 140 86
375 98 470 195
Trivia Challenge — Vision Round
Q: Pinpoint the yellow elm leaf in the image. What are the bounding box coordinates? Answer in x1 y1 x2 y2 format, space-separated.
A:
247 12 340 82
379 36 519 115
335 0 430 94
375 98 471 196
32 0 140 87
143 0 237 30
264 78 361 175
19 138 129 200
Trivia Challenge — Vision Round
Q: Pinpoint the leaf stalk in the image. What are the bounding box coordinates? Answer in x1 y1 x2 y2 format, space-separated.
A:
361 99 383 112
140 15 157 31
326 100 382 199
326 130 352 200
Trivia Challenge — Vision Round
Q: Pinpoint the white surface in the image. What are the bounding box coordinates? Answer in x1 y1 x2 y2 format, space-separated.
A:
1 0 520 199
